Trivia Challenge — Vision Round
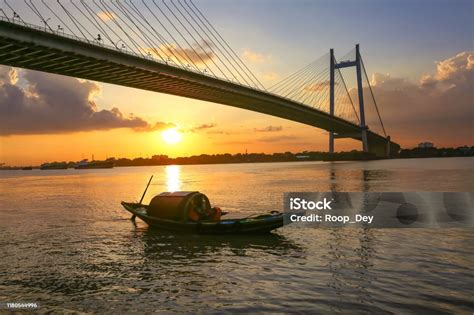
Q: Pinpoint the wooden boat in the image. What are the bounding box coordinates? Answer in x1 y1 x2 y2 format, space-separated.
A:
121 201 284 235
121 177 283 234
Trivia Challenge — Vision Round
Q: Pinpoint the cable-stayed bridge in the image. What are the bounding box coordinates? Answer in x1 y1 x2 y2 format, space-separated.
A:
0 0 399 157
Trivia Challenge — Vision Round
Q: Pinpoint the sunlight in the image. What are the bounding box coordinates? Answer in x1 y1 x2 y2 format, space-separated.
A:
161 128 182 145
165 165 181 192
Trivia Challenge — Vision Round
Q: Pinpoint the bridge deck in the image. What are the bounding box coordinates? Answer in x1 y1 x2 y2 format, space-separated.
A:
0 20 400 155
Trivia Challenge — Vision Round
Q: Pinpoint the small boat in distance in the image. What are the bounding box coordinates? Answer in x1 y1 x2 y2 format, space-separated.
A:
121 176 284 235
40 162 68 170
74 159 114 169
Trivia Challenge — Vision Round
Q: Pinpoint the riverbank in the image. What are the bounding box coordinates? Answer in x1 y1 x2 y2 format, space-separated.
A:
1 147 472 170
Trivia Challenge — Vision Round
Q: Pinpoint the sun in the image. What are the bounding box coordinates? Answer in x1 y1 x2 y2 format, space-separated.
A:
161 128 182 144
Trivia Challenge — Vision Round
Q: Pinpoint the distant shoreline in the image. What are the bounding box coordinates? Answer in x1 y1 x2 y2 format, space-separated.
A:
1 147 472 170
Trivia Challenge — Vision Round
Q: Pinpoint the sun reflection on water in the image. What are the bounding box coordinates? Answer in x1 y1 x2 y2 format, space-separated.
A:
165 165 181 192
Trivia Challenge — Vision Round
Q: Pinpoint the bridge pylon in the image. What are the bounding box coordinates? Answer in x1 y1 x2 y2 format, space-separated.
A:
329 44 369 154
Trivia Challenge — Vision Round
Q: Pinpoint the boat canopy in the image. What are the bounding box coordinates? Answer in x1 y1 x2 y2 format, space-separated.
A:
148 191 212 222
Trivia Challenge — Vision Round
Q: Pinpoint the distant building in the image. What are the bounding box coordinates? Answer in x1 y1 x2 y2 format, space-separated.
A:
418 142 434 148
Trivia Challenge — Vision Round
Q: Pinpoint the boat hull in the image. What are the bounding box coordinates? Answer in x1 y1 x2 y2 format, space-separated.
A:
121 202 284 235
75 162 114 169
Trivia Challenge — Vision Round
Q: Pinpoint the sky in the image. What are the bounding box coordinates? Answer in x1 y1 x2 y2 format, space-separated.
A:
0 0 473 165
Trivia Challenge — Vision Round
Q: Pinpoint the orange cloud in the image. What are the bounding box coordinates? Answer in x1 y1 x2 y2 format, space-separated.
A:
254 125 283 132
97 11 116 22
434 51 473 81
183 123 217 133
147 40 216 66
0 67 17 85
242 49 272 64
304 81 334 92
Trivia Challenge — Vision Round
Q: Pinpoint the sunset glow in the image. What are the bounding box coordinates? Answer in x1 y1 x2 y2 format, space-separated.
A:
161 128 182 145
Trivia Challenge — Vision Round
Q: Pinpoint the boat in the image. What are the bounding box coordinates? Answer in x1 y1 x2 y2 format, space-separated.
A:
122 201 283 235
40 162 68 170
121 176 284 234
74 159 114 169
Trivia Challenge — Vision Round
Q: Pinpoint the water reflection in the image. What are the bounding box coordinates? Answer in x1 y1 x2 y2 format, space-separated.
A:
327 162 394 192
138 228 305 261
329 163 339 192
326 228 377 311
165 165 181 192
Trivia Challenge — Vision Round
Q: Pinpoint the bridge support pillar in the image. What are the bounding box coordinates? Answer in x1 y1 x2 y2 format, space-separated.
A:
329 133 334 153
361 128 368 152
386 135 391 157
366 135 398 158
368 139 389 158
355 44 369 153
329 48 335 153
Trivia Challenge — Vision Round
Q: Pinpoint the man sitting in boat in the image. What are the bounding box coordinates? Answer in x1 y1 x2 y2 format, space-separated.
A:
188 196 221 222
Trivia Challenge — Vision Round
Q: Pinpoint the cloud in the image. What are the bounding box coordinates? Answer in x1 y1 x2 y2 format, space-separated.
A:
432 51 473 81
135 122 175 132
254 125 283 132
207 130 225 135
258 135 294 142
352 51 473 146
0 67 172 135
184 123 217 133
97 11 117 22
370 73 413 91
242 49 272 64
304 81 335 92
263 72 280 82
0 67 17 85
158 40 215 66
257 135 310 145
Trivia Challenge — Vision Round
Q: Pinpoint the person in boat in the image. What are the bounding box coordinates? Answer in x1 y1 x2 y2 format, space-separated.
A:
188 196 221 222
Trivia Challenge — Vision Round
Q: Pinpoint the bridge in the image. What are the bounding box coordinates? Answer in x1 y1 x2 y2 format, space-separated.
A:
0 1 399 157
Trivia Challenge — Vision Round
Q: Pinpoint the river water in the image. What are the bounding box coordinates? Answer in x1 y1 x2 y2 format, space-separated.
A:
0 157 473 313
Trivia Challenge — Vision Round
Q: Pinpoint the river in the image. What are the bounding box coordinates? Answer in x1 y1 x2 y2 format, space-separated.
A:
0 157 473 313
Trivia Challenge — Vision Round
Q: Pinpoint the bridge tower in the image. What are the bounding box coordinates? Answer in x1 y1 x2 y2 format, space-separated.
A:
329 44 369 153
